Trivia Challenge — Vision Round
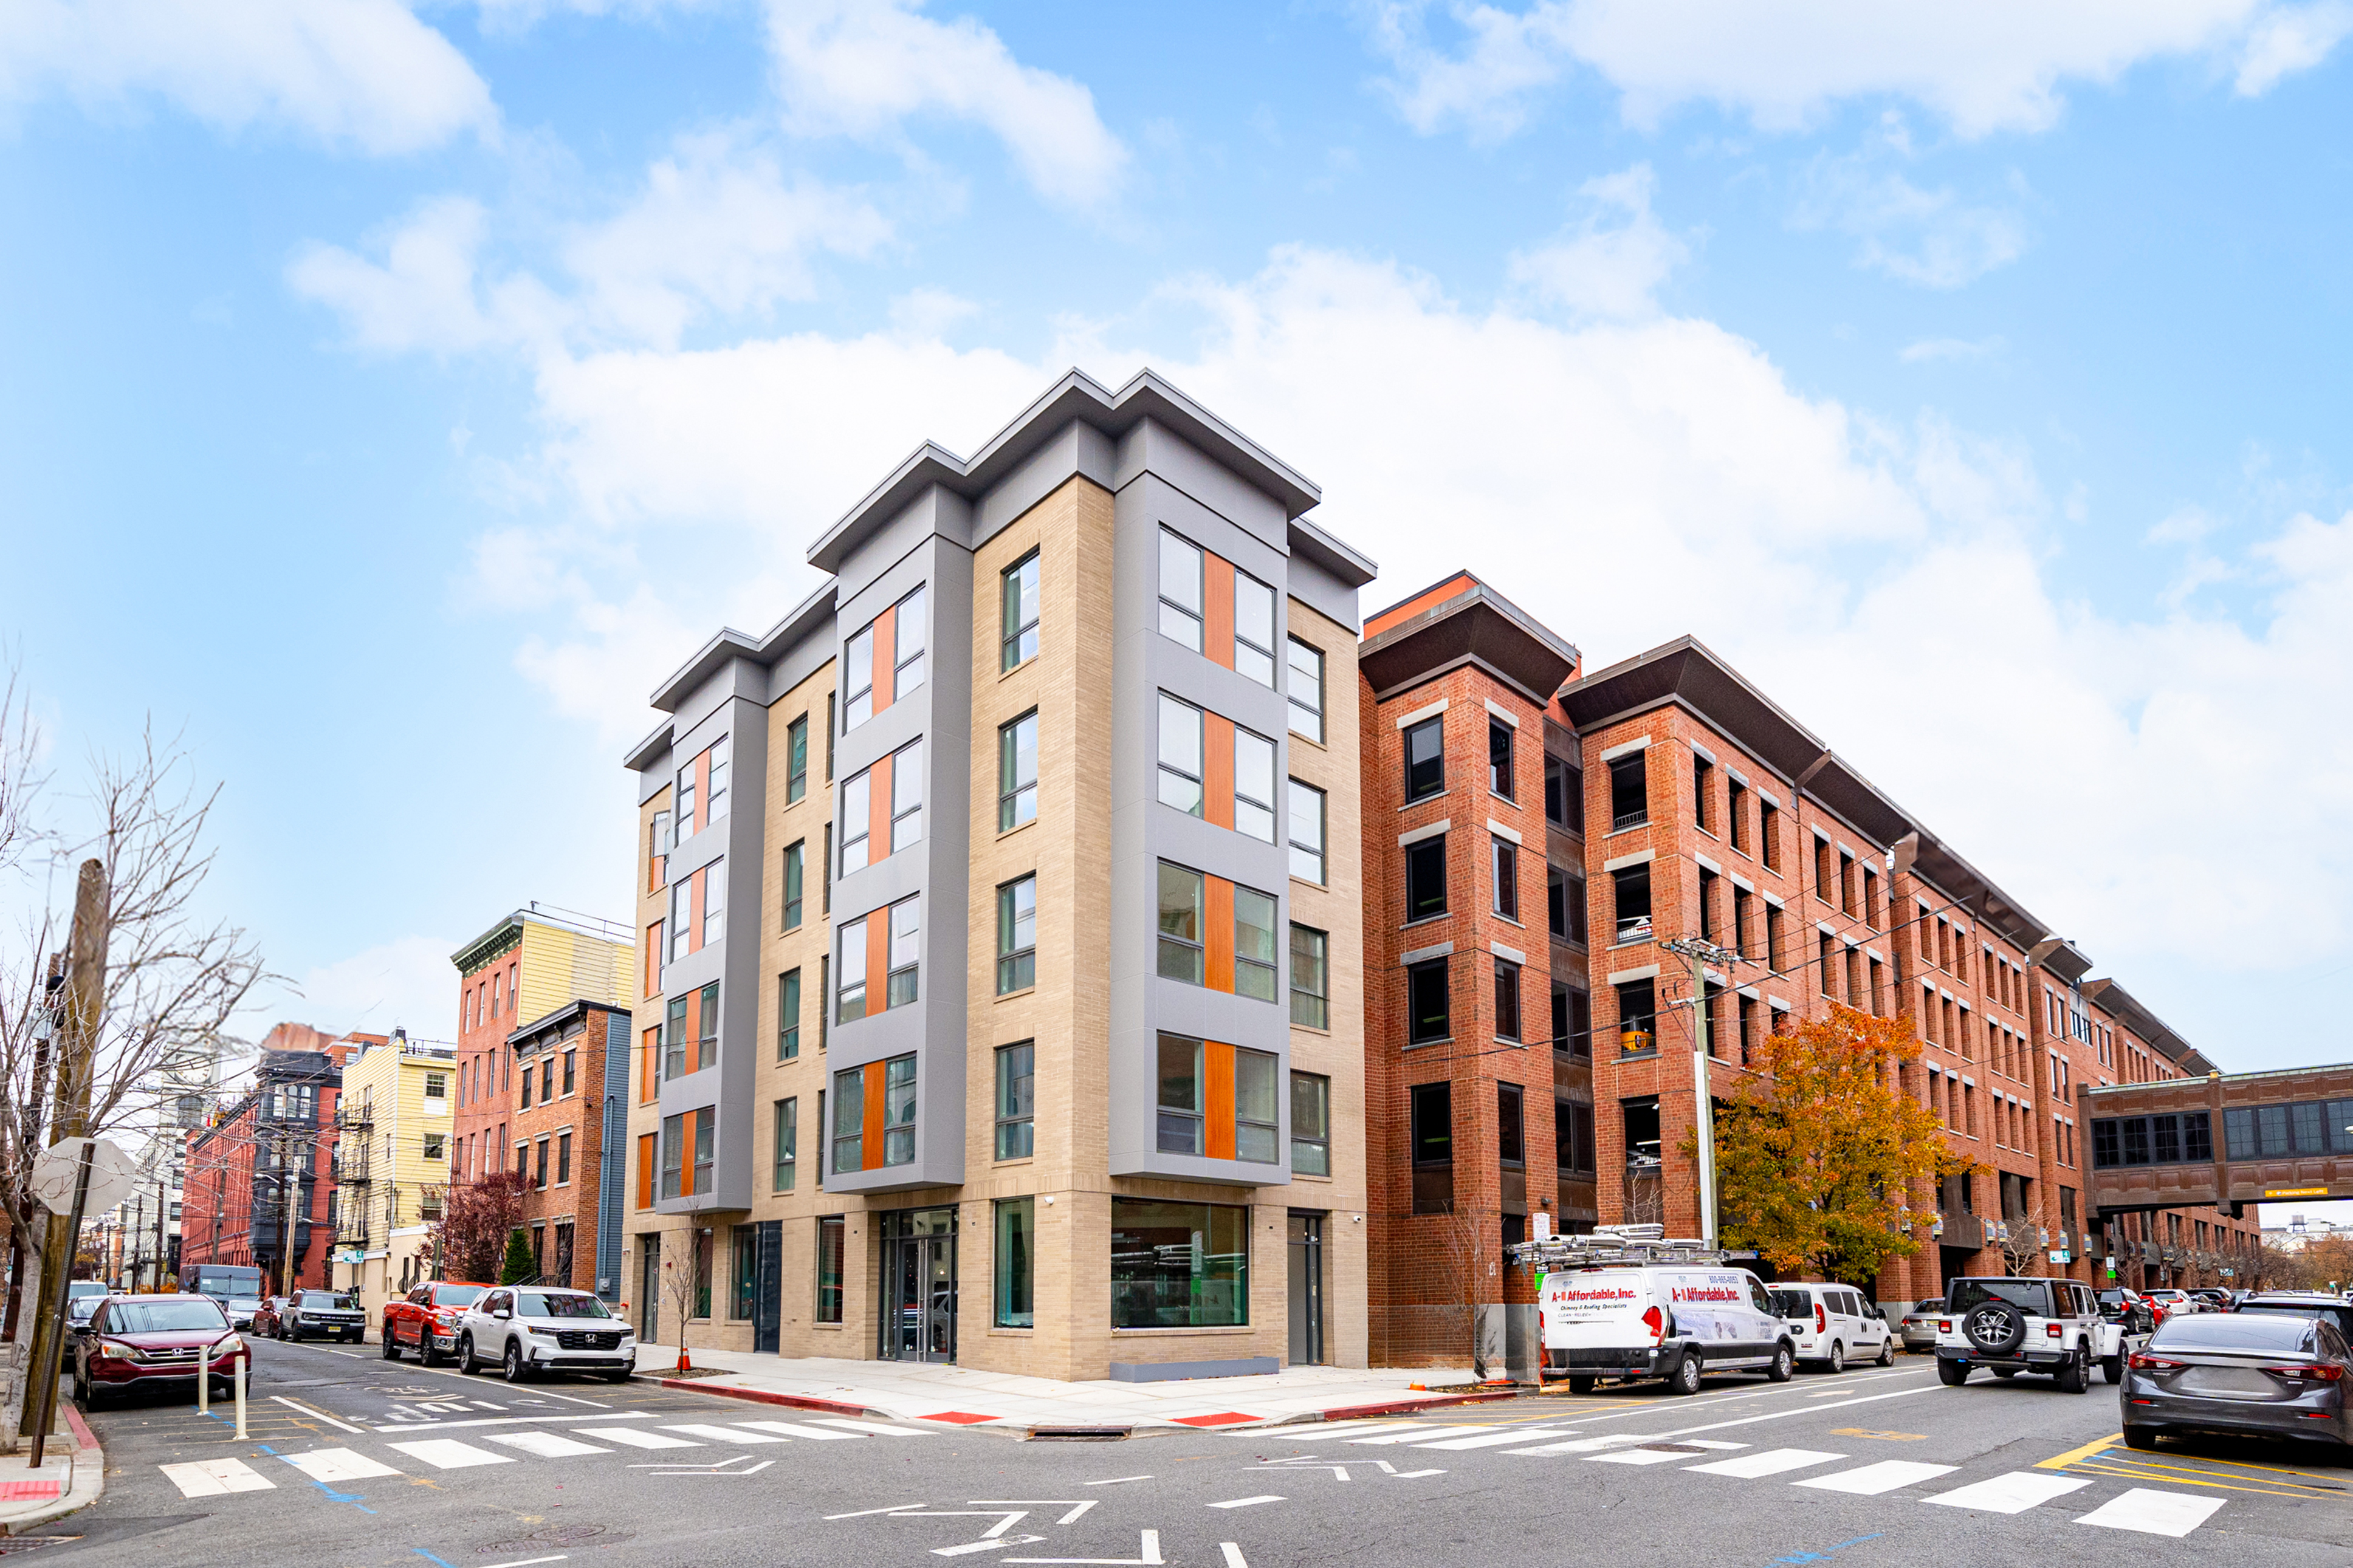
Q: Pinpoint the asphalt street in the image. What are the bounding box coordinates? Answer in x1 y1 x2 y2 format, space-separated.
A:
36 1339 2353 1567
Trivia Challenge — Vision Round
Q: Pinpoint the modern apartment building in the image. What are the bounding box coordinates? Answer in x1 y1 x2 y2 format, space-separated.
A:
329 1030 458 1317
623 370 1375 1378
450 905 637 1190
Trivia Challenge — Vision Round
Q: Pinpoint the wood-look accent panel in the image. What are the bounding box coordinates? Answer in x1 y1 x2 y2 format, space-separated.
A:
871 604 898 721
861 1060 887 1171
1205 1040 1236 1161
1205 875 1235 994
1203 553 1235 671
1204 714 1235 830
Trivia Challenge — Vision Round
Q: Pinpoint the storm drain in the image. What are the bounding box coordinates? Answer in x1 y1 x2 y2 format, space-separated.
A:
1026 1427 1132 1442
0 1538 80 1556
1636 1444 1712 1454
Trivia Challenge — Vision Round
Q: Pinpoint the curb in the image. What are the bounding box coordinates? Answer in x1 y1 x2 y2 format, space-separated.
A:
1 1403 104 1538
1300 1390 1519 1424
651 1378 887 1422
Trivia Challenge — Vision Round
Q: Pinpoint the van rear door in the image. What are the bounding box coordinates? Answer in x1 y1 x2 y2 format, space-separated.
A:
1541 1269 1657 1349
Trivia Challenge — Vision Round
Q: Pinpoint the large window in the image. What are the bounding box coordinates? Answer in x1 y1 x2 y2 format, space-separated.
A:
1490 717 1516 799
1232 570 1276 686
696 980 719 1070
845 621 875 730
887 898 921 1008
1407 957 1450 1044
831 1067 863 1171
1494 957 1522 1042
995 1043 1034 1160
893 585 926 699
2221 1101 2352 1160
1111 1199 1248 1328
1544 754 1582 833
777 968 800 1061
995 1197 1034 1328
1491 835 1519 920
882 1055 916 1165
1156 1033 1203 1154
781 841 805 931
1290 924 1328 1029
1613 861 1651 943
701 858 725 948
1557 1098 1595 1174
840 770 871 874
1404 716 1444 802
660 1115 684 1198
1406 835 1447 920
1157 863 1204 982
837 919 867 1023
1234 888 1279 1002
1236 1048 1279 1162
1287 638 1324 742
664 994 689 1080
1158 529 1204 651
1288 779 1326 884
1616 977 1658 1049
997 875 1037 995
731 1226 758 1321
1608 750 1648 830
1002 550 1040 671
1498 1083 1525 1168
999 711 1039 830
773 1097 797 1191
1291 1072 1330 1176
786 715 808 804
890 739 924 852
1157 695 1203 813
1234 726 1277 842
1410 1082 1453 1214
816 1216 844 1324
693 1110 713 1194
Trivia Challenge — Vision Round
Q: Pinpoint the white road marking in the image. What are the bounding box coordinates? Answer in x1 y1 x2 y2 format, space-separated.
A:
662 1423 789 1443
825 1503 928 1519
571 1426 701 1449
270 1395 367 1434
1414 1427 1578 1451
2073 1488 2227 1536
1285 1421 1427 1439
370 1411 656 1433
1686 1449 1847 1479
972 1502 1097 1525
1219 1547 1248 1568
734 1419 868 1440
160 1458 275 1497
1003 1529 1163 1565
1347 1425 1487 1445
1504 1434 1654 1456
485 1431 613 1457
478 1556 571 1568
1587 1440 1748 1466
1794 1460 1957 1495
281 1448 402 1482
1085 1476 1153 1486
1924 1473 2093 1514
807 1417 932 1436
1510 1382 1941 1454
1207 1496 1285 1509
387 1438 517 1470
1384 1468 1446 1479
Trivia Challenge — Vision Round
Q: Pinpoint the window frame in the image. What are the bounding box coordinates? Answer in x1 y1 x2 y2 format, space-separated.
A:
777 968 800 1061
1286 637 1324 742
994 1042 1035 1161
1156 862 1206 984
1001 550 1040 671
1407 957 1451 1045
999 710 1039 831
997 875 1037 995
1287 778 1327 885
1156 1033 1203 1154
1289 923 1329 1029
1291 1070 1331 1175
1494 956 1523 1042
1491 834 1519 920
1231 568 1277 686
781 840 805 931
786 714 808 804
994 1196 1035 1328
1404 834 1447 922
1489 716 1516 800
1156 693 1204 817
1232 885 1279 1003
774 1096 797 1192
1404 716 1444 803
1158 528 1204 651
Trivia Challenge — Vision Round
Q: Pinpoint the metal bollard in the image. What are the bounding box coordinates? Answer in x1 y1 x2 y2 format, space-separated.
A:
198 1351 209 1415
233 1354 247 1440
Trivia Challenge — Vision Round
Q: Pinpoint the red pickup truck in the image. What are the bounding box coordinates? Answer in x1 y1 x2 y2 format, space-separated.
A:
380 1280 492 1366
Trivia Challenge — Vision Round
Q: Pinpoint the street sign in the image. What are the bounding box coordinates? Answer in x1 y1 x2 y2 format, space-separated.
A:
1531 1211 1553 1241
30 1137 137 1218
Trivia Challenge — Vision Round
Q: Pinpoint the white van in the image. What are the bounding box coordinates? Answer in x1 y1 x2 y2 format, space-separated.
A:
1537 1261 1796 1395
1767 1282 1894 1372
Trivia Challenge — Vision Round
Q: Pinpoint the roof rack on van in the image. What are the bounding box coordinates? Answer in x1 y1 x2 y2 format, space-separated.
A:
1511 1223 1731 1269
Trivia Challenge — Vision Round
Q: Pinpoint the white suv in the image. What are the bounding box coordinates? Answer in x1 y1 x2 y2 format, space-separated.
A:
1934 1276 2121 1391
455 1286 637 1383
1768 1282 1894 1372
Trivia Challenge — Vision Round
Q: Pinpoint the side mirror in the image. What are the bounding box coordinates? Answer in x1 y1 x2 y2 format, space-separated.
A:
493 1309 512 1320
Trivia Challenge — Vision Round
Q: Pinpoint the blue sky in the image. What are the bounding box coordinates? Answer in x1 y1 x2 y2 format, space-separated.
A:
4 1 2352 1101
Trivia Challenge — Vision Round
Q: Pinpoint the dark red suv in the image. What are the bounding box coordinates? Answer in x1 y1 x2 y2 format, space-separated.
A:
73 1294 244 1409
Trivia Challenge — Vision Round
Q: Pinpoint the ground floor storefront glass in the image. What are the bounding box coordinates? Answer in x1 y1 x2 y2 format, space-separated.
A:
1110 1199 1248 1328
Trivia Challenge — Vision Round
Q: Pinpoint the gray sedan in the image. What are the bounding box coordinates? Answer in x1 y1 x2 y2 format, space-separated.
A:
2121 1310 2351 1450
1897 1299 1942 1352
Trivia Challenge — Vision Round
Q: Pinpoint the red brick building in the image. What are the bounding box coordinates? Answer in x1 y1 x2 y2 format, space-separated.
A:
503 999 631 1293
180 1038 360 1294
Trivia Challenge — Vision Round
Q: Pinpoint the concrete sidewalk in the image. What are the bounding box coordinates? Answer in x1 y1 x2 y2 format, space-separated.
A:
0 1399 104 1536
632 1345 1505 1434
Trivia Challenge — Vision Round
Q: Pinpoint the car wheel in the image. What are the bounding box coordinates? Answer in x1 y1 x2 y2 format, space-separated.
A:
1767 1343 1794 1383
1875 1339 1894 1368
1937 1360 1970 1386
1827 1341 1846 1374
1668 1351 1703 1395
2056 1348 2089 1394
419 1338 444 1369
2123 1425 2160 1451
602 1368 632 1383
1567 1375 1596 1395
381 1329 400 1361
72 1364 104 1411
456 1333 478 1374
2102 1354 2124 1385
503 1341 529 1383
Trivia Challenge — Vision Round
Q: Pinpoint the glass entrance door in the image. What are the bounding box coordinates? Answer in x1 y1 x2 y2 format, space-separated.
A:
1287 1212 1325 1365
879 1207 957 1363
637 1234 661 1345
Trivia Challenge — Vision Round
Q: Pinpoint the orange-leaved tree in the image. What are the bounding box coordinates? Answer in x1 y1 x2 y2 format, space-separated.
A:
1692 1008 1979 1286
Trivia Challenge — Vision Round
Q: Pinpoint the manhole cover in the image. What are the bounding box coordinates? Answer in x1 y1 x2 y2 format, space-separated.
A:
479 1524 625 1552
0 1538 80 1555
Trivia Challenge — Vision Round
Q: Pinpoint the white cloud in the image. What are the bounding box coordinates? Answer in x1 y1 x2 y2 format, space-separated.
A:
287 197 528 355
283 934 462 1042
1900 335 2005 363
1367 1 2346 140
0 0 496 154
1506 163 1690 320
763 0 1127 206
1793 116 2031 288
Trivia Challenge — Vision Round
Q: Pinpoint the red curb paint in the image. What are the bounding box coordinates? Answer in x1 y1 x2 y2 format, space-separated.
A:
1171 1412 1258 1427
654 1380 877 1419
1314 1391 1516 1422
920 1411 998 1425
0 1483 60 1502
60 1403 97 1451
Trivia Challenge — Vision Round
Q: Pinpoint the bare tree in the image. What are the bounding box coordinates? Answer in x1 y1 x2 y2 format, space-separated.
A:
1434 1203 1499 1380
1996 1215 2046 1278
660 1190 712 1372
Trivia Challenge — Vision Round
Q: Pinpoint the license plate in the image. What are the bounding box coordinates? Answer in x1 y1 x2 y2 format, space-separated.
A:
2181 1367 2276 1397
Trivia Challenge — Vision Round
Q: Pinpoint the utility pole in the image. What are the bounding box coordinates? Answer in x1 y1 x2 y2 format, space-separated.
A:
21 861 107 1441
1660 934 1743 1248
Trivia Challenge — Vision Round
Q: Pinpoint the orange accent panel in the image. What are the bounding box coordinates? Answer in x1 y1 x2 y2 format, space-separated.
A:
636 1133 655 1209
644 923 661 998
648 821 663 892
684 986 702 1062
641 1027 659 1103
1203 715 1234 830
1204 1041 1236 1161
866 910 891 1007
1365 572 1478 637
870 752 894 855
1203 553 1235 670
862 1060 886 1171
694 750 711 835
1205 875 1235 994
871 605 897 719
689 868 706 956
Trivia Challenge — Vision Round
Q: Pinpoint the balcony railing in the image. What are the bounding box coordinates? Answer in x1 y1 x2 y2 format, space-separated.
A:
1616 915 1653 943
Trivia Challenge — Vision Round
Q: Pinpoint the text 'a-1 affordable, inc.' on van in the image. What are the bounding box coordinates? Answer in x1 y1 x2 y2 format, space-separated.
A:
1525 1225 1798 1396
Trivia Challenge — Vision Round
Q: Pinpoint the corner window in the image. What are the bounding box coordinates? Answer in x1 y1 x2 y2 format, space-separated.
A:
1287 638 1324 743
1156 863 1204 983
1001 550 1040 671
1489 717 1515 799
1289 924 1329 1029
1156 1033 1203 1154
1405 835 1446 921
1291 1072 1330 1175
893 584 927 700
1288 779 1326 885
890 739 924 853
1607 750 1647 830
1613 861 1651 943
831 1066 864 1171
1407 957 1450 1044
1111 1198 1246 1327
1232 570 1276 686
1234 725 1277 843
1158 529 1204 651
1157 694 1204 815
999 710 1039 830
1235 1048 1279 1162
997 876 1037 995
994 1197 1034 1327
995 1043 1034 1160
786 714 808 804
1498 1083 1525 1167
1234 887 1279 1003
1616 977 1658 1049
882 1054 916 1165
1404 716 1444 802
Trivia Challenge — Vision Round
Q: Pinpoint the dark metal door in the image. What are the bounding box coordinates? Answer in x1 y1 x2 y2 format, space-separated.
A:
753 1220 782 1354
637 1235 661 1345
1288 1213 1325 1365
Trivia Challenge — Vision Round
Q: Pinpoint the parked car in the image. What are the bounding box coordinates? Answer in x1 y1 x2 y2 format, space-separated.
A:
2097 1288 2156 1335
282 1289 366 1343
72 1294 245 1410
252 1296 290 1338
1768 1282 1894 1371
453 1286 636 1383
2144 1289 2200 1322
381 1279 492 1366
2121 1309 2352 1451
2230 1292 2353 1342
1897 1299 1943 1353
65 1283 110 1338
1535 1258 1794 1394
2190 1288 2234 1310
1935 1275 2129 1389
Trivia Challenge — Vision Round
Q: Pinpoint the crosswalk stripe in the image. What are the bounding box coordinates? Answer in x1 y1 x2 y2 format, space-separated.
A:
1282 1421 1428 1440
485 1431 612 1458
1686 1449 1846 1479
1925 1472 2092 1513
1587 1440 1747 1467
734 1420 868 1440
805 1418 932 1437
386 1439 515 1470
571 1426 702 1450
1347 1425 1488 1445
1794 1460 1957 1495
282 1449 402 1482
662 1424 790 1444
159 1458 275 1498
2073 1488 2227 1536
1415 1428 1579 1451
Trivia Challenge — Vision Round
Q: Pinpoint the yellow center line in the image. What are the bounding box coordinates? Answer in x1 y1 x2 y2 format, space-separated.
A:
2065 1461 2319 1499
2083 1453 2351 1491
2036 1431 2122 1470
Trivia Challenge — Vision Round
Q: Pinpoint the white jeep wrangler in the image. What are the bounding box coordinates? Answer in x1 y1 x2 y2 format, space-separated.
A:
1934 1276 2134 1391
